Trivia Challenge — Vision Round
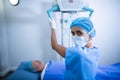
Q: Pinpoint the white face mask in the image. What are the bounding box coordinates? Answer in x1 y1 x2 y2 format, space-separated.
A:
72 28 94 47
72 36 88 47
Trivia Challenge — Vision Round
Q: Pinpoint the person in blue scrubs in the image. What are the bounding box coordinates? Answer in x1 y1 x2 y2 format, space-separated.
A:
50 17 99 80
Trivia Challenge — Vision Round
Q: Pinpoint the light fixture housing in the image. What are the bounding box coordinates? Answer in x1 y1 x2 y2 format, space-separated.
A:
57 0 86 11
9 0 19 6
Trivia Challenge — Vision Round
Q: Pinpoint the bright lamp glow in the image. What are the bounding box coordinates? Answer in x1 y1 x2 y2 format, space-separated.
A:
57 0 84 11
9 0 19 6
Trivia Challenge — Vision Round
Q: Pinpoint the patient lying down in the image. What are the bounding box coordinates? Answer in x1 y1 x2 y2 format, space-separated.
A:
25 60 66 80
7 60 120 80
31 60 45 73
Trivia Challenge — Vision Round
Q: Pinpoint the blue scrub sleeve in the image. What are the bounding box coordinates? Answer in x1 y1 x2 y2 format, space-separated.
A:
64 47 98 80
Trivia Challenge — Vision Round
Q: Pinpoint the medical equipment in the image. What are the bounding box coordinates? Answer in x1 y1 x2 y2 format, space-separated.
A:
47 0 94 48
9 0 19 6
47 0 94 21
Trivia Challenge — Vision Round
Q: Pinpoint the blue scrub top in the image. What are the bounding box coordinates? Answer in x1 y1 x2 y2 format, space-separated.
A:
64 47 99 80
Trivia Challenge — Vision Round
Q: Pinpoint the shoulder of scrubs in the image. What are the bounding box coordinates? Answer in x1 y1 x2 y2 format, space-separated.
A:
65 46 99 80
65 47 81 58
65 47 90 61
85 47 99 62
65 46 99 61
41 63 48 80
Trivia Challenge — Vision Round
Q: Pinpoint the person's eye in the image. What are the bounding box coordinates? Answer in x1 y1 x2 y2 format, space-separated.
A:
76 31 84 35
71 31 75 36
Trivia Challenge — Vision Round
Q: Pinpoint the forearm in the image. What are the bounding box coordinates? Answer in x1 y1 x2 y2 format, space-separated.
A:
51 28 66 57
51 28 57 49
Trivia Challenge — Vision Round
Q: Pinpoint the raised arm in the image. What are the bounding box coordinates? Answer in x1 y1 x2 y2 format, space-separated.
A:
49 18 66 57
51 28 66 57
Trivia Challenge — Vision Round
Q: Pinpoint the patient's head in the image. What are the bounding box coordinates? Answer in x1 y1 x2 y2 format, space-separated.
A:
32 60 45 72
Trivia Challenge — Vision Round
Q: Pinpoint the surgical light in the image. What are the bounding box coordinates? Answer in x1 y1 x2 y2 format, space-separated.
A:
47 0 94 20
57 0 85 11
9 0 19 6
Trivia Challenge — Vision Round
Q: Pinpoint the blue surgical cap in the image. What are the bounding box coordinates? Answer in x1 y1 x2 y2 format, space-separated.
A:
70 17 96 38
26 61 37 73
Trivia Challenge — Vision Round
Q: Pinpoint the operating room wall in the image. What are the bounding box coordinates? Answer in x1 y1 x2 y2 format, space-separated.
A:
2 0 60 70
90 0 120 65
0 0 9 76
